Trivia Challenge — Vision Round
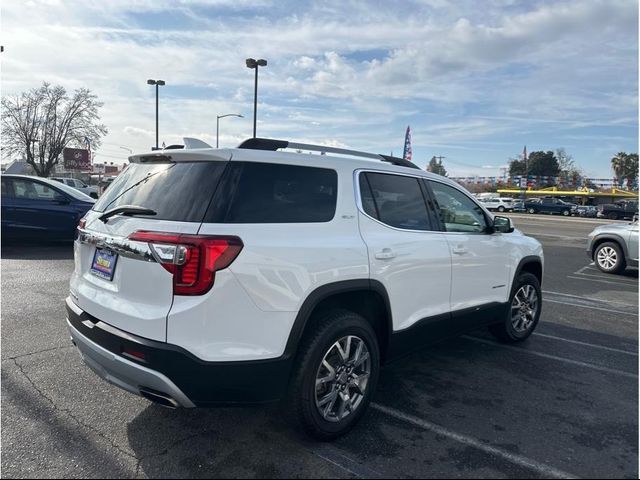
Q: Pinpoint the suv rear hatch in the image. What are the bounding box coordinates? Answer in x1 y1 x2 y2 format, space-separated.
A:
70 151 230 342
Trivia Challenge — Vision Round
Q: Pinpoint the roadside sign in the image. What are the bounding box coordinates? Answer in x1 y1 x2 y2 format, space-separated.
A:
63 148 91 171
520 178 527 188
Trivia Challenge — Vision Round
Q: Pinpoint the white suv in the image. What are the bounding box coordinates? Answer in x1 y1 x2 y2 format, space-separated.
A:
480 197 514 212
66 138 544 440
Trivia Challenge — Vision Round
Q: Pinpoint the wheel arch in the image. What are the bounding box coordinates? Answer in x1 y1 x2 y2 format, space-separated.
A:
283 279 393 364
514 256 543 288
591 235 628 261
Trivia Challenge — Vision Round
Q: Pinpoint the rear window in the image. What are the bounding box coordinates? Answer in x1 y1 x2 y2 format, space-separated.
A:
93 162 227 222
205 162 337 223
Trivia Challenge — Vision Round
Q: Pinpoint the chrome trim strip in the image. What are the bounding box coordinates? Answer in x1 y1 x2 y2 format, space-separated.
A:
77 228 156 262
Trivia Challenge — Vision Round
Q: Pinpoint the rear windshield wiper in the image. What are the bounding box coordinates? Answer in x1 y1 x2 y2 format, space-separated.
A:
99 205 157 223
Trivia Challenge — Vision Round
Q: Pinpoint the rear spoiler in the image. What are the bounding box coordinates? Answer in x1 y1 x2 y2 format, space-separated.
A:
129 137 231 163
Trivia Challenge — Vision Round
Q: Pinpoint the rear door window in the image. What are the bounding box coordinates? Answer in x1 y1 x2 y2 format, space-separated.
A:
93 161 228 222
206 162 337 223
359 172 432 231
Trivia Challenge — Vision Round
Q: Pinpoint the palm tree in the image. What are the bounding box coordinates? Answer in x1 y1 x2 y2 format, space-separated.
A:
611 152 627 186
611 152 639 190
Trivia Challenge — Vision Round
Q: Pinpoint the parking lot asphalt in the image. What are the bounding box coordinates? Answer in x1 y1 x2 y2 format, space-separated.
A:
2 214 638 479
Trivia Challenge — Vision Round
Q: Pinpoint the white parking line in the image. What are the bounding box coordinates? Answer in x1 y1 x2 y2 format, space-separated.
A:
533 333 638 356
543 298 638 318
572 264 638 283
542 290 637 308
567 275 639 288
371 403 579 479
572 271 638 284
462 336 638 379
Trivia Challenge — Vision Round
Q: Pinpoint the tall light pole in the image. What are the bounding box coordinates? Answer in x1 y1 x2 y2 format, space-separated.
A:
147 79 165 149
245 58 267 138
216 114 243 148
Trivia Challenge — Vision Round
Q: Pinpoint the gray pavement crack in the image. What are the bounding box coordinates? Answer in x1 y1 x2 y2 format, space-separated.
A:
2 345 74 362
10 357 138 462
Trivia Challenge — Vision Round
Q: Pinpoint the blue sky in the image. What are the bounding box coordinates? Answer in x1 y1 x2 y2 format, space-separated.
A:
1 0 638 177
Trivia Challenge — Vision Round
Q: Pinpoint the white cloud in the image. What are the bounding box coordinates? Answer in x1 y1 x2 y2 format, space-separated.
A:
1 0 637 176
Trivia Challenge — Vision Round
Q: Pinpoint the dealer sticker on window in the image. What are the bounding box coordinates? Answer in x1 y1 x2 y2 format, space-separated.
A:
90 248 118 281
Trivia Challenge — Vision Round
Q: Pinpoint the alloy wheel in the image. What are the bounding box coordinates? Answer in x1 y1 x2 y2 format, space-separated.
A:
314 336 371 423
511 285 539 333
597 246 618 270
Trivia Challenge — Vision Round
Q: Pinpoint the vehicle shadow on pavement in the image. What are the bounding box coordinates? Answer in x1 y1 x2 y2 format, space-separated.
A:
1 242 74 260
618 269 639 279
126 404 345 478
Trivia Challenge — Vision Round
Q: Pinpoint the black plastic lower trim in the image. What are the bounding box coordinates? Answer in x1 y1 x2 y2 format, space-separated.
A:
66 303 293 406
387 302 509 361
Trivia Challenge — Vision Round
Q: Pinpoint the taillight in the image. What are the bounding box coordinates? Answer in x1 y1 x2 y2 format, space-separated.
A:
128 231 243 296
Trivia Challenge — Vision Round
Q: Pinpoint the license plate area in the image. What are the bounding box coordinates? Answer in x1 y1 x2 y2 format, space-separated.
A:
90 248 118 281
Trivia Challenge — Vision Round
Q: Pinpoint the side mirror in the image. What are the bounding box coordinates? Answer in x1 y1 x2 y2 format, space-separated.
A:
493 216 514 234
55 196 71 205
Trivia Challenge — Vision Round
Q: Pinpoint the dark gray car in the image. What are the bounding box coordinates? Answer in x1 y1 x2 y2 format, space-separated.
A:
587 220 639 273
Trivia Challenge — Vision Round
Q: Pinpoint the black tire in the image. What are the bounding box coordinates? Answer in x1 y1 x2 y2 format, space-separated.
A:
607 212 618 220
594 241 626 274
562 209 570 216
498 206 505 212
489 272 541 343
527 207 536 214
286 309 380 441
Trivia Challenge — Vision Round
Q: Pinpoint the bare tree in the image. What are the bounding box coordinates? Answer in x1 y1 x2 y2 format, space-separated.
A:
1 82 107 177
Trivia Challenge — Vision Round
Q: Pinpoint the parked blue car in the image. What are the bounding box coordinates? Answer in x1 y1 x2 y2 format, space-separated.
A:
1 174 95 242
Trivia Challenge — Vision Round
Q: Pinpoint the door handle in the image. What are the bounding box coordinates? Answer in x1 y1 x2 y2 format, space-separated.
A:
452 246 468 255
375 248 396 260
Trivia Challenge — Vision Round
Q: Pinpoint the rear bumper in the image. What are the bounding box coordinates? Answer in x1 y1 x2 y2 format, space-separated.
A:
66 297 293 406
68 318 196 408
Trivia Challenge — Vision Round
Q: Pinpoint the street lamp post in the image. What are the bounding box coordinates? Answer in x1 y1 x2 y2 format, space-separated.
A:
245 58 267 138
216 114 243 148
147 79 165 149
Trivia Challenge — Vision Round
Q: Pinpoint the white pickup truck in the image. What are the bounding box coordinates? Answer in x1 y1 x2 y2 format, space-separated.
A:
51 177 98 198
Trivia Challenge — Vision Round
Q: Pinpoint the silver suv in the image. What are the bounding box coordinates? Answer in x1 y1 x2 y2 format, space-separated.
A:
587 220 639 273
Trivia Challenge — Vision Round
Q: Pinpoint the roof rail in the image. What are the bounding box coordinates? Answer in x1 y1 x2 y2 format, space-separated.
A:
238 138 420 170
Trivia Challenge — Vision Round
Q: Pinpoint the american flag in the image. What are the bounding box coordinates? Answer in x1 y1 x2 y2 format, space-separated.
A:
402 126 412 161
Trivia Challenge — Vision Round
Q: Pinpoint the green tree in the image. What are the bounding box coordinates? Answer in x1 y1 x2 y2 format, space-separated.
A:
611 152 639 190
427 156 447 176
508 158 526 176
1 82 107 177
508 150 560 178
527 151 561 177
